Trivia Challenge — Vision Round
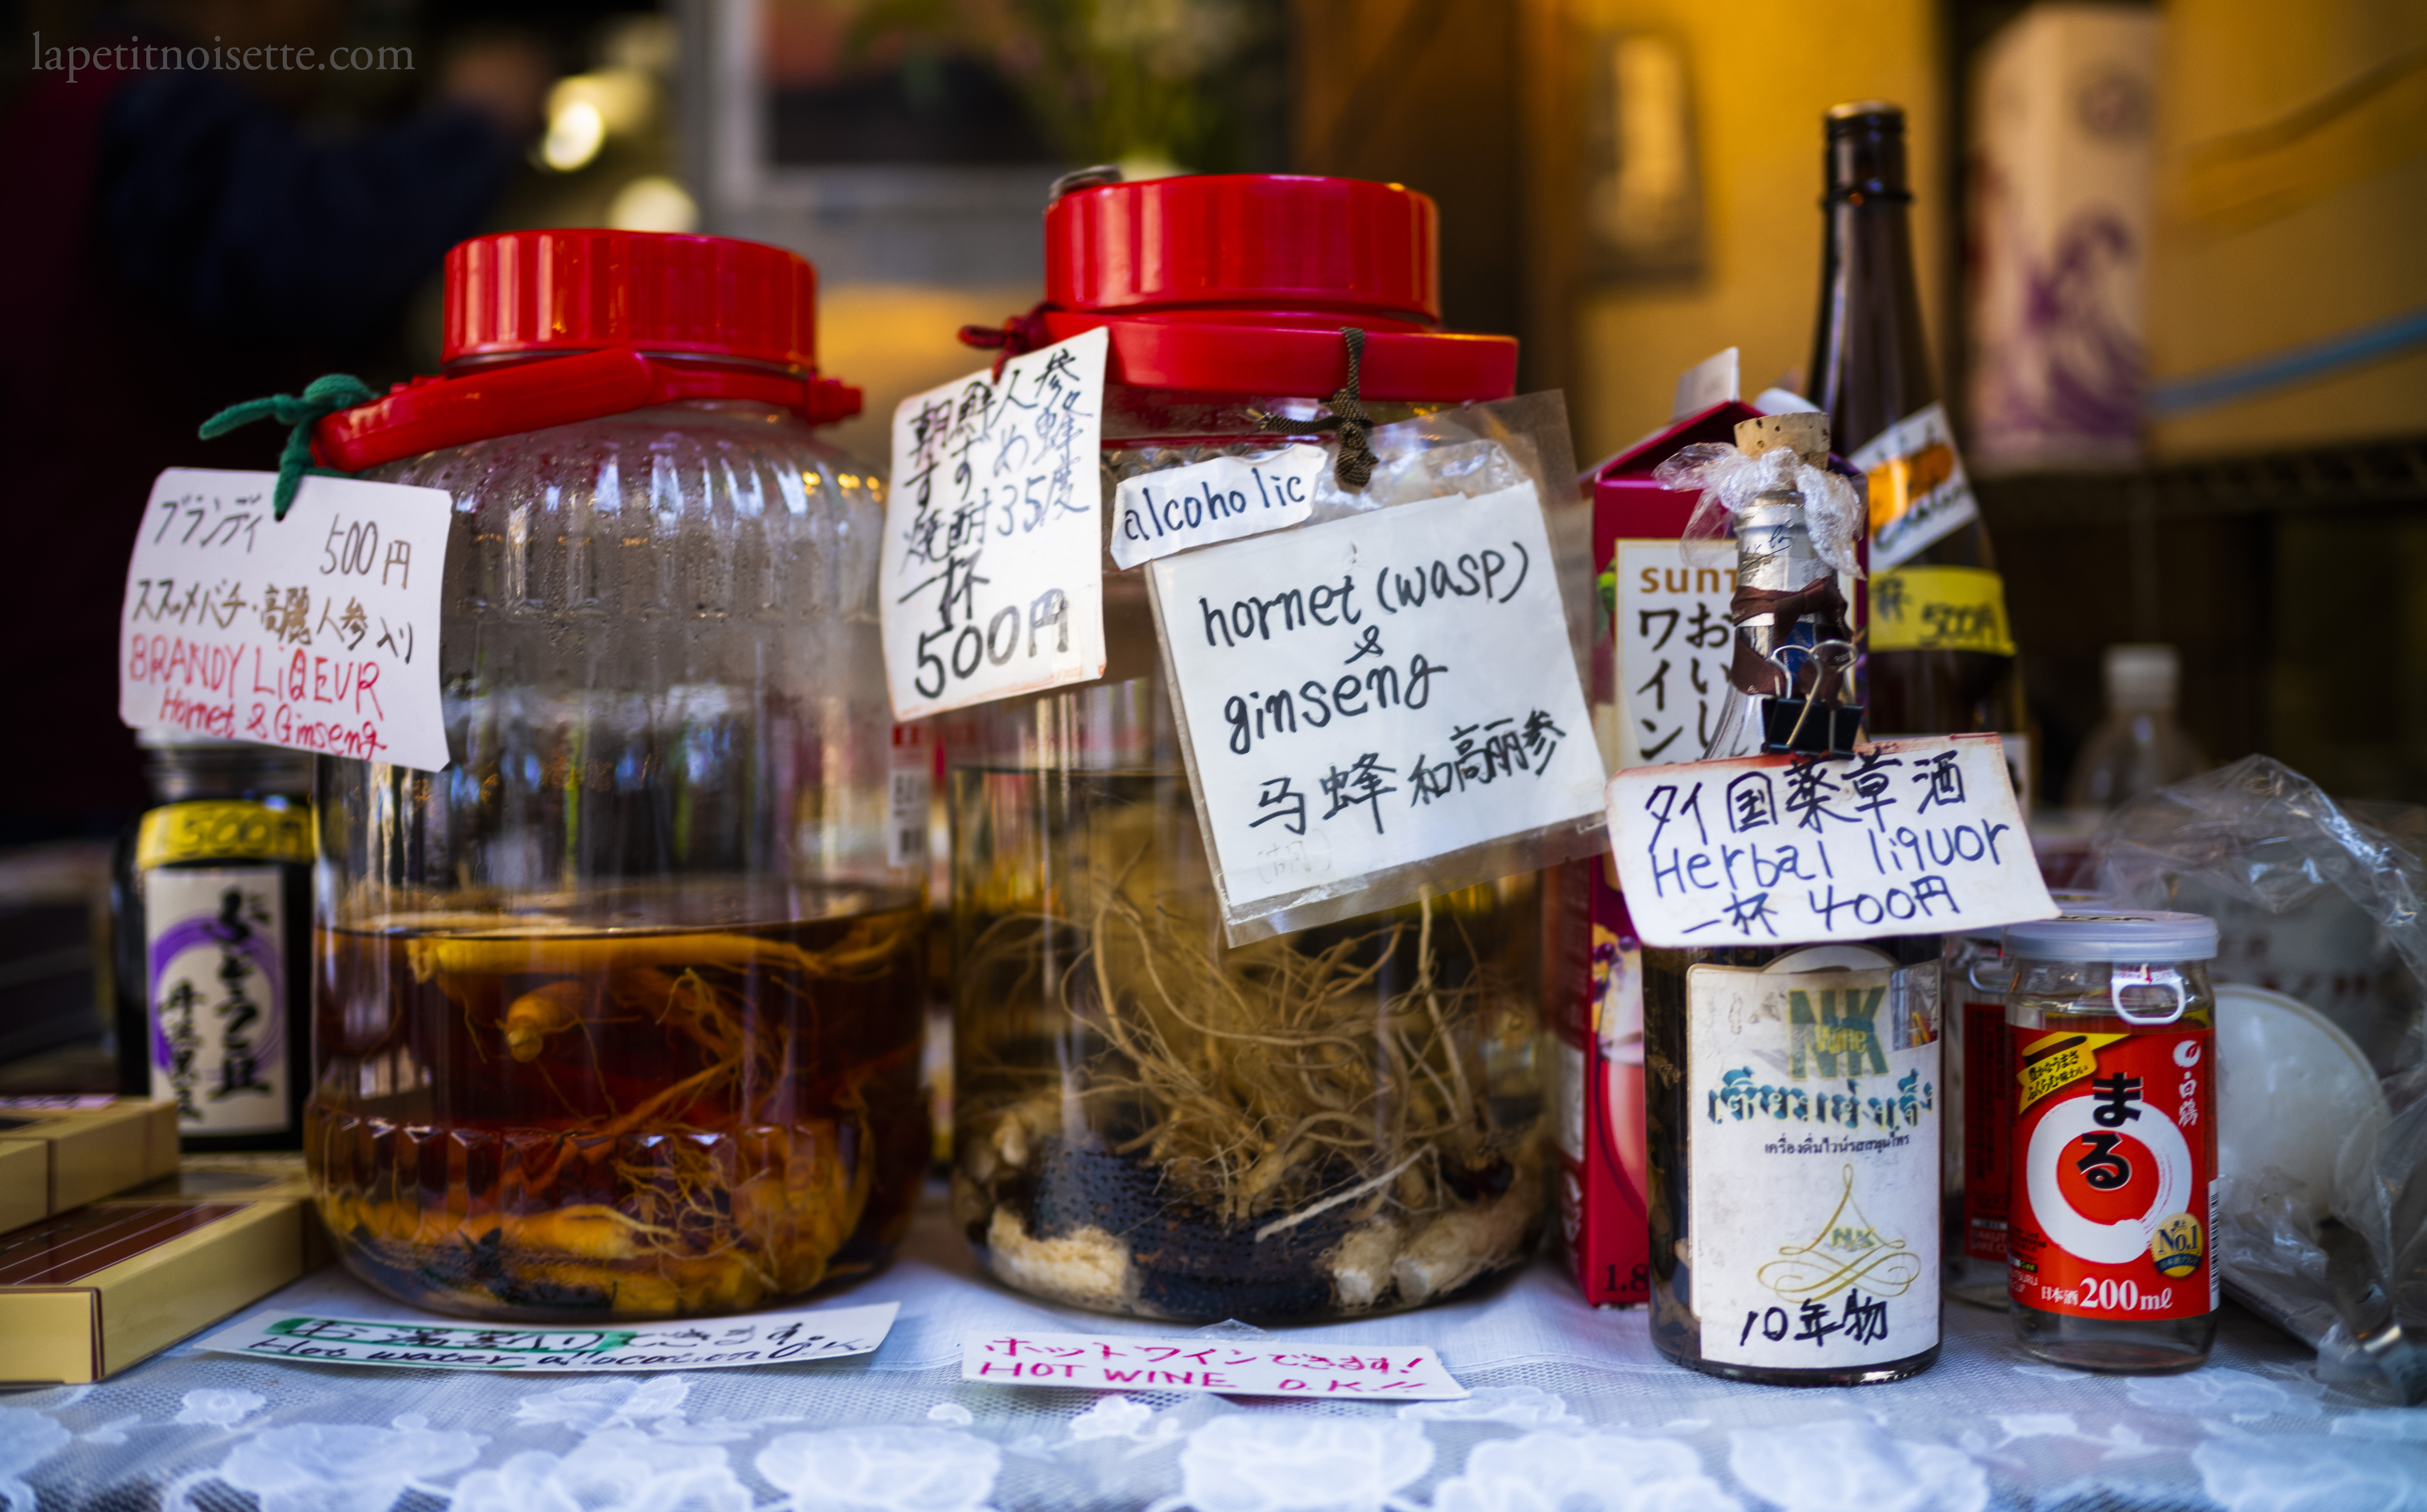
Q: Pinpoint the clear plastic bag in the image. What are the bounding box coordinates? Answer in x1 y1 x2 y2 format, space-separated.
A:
2091 756 2427 1389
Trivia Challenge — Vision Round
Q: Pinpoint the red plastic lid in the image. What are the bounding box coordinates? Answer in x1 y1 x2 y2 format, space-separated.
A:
313 352 861 473
1011 174 1514 402
444 230 816 370
1049 175 1439 324
310 231 854 469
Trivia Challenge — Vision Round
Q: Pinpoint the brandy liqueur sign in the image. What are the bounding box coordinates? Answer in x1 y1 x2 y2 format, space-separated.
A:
119 469 453 771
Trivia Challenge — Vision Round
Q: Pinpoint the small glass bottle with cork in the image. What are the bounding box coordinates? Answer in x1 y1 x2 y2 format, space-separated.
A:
1641 413 1946 1385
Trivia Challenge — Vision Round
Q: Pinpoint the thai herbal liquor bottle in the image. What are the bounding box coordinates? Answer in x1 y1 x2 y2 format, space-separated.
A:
1807 104 2029 782
1643 415 1944 1384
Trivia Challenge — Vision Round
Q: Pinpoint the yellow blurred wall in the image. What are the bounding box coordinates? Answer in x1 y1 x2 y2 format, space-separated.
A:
2146 0 2427 458
1567 0 1949 461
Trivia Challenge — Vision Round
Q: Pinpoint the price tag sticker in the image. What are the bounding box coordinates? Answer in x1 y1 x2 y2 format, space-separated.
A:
964 1330 1468 1400
198 1301 898 1373
119 469 452 772
1149 482 1604 923
1606 733 2056 949
880 328 1110 720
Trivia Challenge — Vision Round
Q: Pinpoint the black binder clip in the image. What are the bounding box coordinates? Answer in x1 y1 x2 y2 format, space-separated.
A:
1758 640 1863 756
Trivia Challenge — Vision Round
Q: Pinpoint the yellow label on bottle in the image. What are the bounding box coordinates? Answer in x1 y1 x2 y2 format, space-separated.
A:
136 799 312 870
1868 566 2016 656
2015 1030 2128 1115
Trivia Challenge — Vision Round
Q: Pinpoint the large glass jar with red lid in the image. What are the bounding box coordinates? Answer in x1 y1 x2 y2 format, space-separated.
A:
949 175 1549 1321
307 231 927 1320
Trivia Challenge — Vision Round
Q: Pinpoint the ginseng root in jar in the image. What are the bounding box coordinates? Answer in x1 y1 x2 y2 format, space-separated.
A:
308 231 927 1321
946 174 1551 1322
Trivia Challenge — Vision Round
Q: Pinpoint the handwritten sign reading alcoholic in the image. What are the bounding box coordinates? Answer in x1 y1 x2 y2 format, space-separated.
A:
1607 734 2056 949
199 1301 897 1373
1109 444 1322 569
1150 483 1603 922
880 328 1109 720
120 469 451 771
963 1331 1468 1400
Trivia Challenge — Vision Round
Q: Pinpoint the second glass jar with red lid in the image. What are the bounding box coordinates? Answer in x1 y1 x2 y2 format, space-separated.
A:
308 231 928 1320
949 174 1551 1321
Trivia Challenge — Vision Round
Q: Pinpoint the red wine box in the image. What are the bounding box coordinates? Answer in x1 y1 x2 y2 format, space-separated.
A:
1555 405 1773 1306
1550 856 1648 1306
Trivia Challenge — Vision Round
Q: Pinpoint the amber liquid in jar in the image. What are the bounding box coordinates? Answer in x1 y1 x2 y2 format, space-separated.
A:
951 764 1545 1323
311 881 927 1321
2005 958 2219 1372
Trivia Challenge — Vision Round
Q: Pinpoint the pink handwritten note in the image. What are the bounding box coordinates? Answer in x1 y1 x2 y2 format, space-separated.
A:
119 469 451 772
961 1331 1469 1400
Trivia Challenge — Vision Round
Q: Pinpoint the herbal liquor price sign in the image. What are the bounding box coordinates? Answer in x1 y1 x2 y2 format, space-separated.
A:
879 327 1110 720
1150 482 1604 938
1605 733 2057 949
119 468 452 771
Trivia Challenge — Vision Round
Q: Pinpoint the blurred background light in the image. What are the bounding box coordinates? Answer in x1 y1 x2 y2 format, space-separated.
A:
541 96 605 172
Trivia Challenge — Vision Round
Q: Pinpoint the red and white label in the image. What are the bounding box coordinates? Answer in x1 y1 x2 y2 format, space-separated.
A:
2008 1023 2216 1319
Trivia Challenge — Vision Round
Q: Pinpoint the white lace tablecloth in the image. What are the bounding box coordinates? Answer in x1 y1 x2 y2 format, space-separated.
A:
5 1192 2420 1512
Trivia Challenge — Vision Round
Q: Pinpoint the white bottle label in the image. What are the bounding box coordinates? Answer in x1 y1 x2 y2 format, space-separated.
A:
148 866 289 1135
1688 945 1942 1371
1850 402 1980 570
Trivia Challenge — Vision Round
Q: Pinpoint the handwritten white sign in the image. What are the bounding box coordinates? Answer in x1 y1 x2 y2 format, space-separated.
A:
963 1330 1468 1400
197 1301 898 1373
880 328 1110 720
1150 483 1603 919
119 469 451 771
1606 733 2056 949
1110 444 1323 569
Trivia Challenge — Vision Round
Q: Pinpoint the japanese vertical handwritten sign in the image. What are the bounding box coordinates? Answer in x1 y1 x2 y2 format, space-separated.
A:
1613 540 1736 766
963 1331 1468 1399
880 327 1110 720
1606 734 2056 949
1149 483 1604 927
119 469 453 771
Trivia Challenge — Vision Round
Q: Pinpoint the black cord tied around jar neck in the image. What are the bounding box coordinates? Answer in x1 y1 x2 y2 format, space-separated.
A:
1256 327 1377 490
